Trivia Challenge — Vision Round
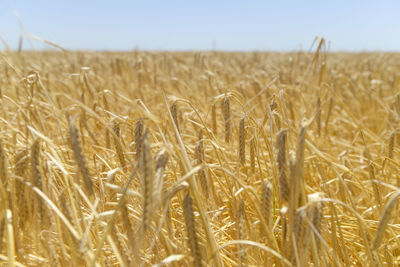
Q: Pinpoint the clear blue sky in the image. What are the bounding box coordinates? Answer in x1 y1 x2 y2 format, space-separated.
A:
0 0 399 51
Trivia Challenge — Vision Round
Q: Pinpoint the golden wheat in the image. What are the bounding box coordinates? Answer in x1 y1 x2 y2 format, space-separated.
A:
0 48 398 266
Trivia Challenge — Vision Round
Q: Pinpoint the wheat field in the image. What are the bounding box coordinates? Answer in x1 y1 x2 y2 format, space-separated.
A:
0 43 399 266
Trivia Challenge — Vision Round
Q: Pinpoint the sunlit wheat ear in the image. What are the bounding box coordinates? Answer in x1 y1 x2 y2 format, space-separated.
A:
195 129 204 163
170 102 179 132
292 127 306 208
395 94 400 117
262 180 273 227
292 207 307 264
277 129 288 202
112 122 126 170
270 95 277 111
316 97 321 136
239 117 245 166
295 127 306 172
135 119 144 160
237 199 247 267
183 193 202 267
112 225 132 266
14 149 29 229
120 198 135 254
364 148 381 205
324 97 333 134
0 139 9 252
155 148 169 205
141 130 154 231
280 206 288 253
223 95 231 143
372 191 400 250
270 95 281 129
68 117 94 196
31 139 44 222
309 192 323 228
388 131 395 159
195 129 208 197
0 218 4 253
58 191 81 260
250 137 255 173
0 139 8 188
384 245 394 267
211 102 217 135
58 191 72 222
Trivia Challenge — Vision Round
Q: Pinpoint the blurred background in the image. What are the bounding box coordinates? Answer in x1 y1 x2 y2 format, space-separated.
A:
0 0 399 51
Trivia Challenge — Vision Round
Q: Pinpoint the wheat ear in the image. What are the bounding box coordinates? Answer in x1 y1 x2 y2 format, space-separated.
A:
183 193 202 267
195 129 208 197
223 95 231 143
31 139 44 222
135 119 144 160
112 122 126 170
250 137 255 173
262 180 273 227
277 129 288 202
239 117 245 166
68 117 94 196
372 191 400 250
141 131 154 231
211 102 217 135
237 199 247 267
